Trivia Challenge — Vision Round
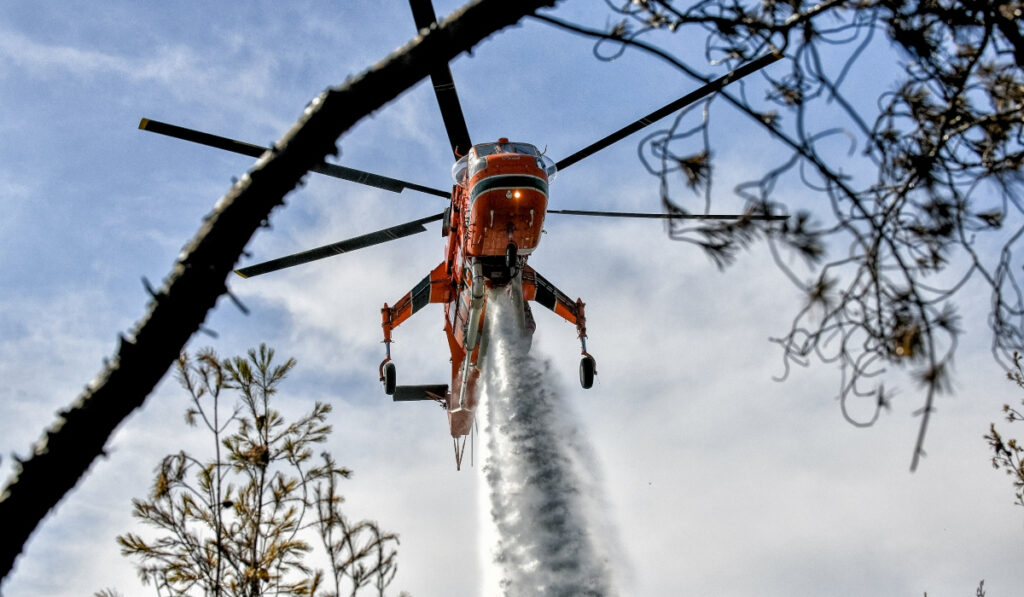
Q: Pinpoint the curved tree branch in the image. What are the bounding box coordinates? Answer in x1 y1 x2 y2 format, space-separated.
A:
0 0 559 583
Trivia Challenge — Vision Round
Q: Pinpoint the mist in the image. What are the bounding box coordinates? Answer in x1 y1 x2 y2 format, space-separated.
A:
477 289 620 596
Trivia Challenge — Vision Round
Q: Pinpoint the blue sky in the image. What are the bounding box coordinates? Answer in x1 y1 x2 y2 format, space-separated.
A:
1 1 1022 595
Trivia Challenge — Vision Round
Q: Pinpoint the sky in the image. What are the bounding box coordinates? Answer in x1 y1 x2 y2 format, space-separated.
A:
1 1 1022 595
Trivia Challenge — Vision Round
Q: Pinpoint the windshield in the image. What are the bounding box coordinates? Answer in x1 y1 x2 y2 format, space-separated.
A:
472 142 540 157
452 141 557 184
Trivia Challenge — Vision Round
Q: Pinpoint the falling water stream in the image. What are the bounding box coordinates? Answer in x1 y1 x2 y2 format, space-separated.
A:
477 289 619 596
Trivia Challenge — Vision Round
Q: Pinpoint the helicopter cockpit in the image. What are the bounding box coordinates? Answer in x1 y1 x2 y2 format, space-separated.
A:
451 140 557 187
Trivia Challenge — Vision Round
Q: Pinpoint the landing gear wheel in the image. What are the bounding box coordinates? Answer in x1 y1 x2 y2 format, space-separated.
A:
579 355 595 389
505 243 518 270
383 362 397 395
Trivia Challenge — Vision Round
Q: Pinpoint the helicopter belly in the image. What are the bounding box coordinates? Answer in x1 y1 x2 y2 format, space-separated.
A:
468 190 547 256
467 176 547 257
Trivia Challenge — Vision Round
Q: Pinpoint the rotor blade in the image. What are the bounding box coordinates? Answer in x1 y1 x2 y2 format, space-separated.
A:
554 51 782 172
547 209 788 221
235 212 444 278
139 118 449 198
409 0 473 157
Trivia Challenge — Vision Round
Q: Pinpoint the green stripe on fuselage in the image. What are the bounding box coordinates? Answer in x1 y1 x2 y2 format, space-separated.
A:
469 175 547 202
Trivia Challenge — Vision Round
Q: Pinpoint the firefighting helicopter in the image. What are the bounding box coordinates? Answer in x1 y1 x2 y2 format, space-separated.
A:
139 0 784 468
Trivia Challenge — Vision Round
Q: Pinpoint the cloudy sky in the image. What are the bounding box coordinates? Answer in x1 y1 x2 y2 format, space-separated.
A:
1 1 1022 595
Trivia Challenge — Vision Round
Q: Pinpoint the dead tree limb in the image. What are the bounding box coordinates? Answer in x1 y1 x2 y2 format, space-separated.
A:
0 0 558 583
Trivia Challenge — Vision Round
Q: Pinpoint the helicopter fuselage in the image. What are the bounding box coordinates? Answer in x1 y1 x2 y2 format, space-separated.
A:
380 139 590 467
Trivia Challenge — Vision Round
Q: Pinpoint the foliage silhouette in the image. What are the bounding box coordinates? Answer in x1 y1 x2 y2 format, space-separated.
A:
985 352 1024 510
113 346 402 597
541 0 1024 469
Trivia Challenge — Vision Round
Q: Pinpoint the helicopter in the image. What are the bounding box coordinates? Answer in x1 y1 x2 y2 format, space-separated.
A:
139 0 784 469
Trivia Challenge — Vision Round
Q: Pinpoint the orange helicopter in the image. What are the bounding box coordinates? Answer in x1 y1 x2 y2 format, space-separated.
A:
140 0 783 468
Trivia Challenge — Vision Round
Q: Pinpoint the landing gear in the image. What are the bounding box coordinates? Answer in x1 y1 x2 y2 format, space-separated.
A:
579 354 596 389
382 361 396 395
505 242 518 276
577 326 596 389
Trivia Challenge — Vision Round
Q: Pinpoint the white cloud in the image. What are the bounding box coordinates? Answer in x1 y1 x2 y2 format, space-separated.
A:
0 28 278 122
2 2 1022 595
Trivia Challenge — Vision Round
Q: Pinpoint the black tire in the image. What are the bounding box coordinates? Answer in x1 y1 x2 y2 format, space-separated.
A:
383 362 397 395
505 242 518 269
579 355 595 389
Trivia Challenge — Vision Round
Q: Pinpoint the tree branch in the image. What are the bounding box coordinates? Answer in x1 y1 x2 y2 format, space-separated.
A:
0 0 558 583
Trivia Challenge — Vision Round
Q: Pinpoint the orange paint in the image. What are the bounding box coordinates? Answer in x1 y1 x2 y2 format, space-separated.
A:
380 139 590 468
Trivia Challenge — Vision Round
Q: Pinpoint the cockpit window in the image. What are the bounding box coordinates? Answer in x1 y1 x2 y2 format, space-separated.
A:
510 143 540 156
473 143 499 157
471 141 540 157
451 155 469 187
453 141 555 184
